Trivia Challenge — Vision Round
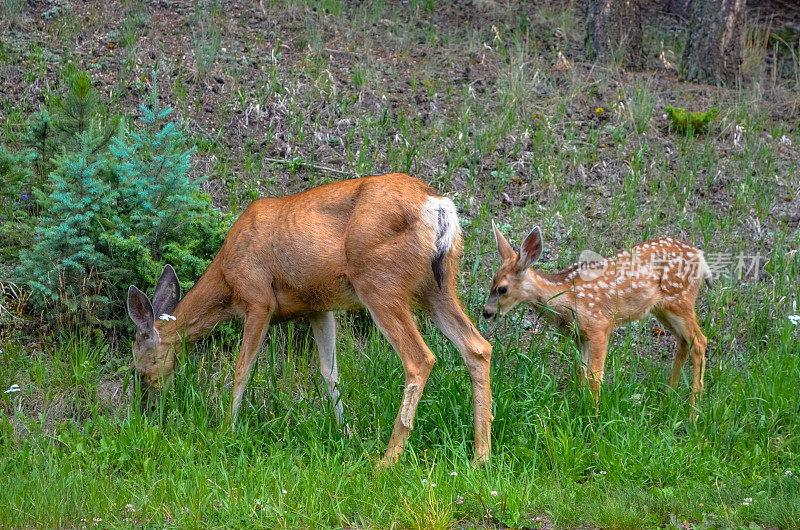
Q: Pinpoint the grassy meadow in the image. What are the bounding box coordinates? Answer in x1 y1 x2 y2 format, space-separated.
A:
1 0 799 528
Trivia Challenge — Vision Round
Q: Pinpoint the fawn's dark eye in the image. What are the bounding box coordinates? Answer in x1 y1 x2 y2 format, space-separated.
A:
497 285 508 295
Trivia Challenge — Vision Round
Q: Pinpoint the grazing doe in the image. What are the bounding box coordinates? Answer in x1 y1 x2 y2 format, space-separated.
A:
483 222 711 409
126 174 493 466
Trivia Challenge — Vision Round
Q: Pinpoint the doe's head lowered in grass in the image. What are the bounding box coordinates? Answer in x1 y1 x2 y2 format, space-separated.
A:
127 264 182 413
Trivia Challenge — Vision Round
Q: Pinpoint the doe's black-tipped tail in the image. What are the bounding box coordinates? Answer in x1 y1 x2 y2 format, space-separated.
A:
426 197 459 289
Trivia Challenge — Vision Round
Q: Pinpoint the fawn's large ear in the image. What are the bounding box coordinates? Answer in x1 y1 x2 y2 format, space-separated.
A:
492 220 515 261
152 264 181 317
128 285 155 332
517 226 543 270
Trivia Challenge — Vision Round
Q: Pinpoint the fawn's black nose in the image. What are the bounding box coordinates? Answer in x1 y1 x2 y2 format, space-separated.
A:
482 309 495 319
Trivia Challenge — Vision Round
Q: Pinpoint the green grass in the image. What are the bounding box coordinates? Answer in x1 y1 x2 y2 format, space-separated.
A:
2 313 800 527
1 0 800 527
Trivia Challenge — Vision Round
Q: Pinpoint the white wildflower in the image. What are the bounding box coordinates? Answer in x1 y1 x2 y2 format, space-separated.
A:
733 125 745 148
742 497 753 506
450 471 458 476
786 470 793 478
490 490 498 497
455 495 464 504
658 48 676 70
4 384 20 394
281 489 287 495
422 478 428 485
789 315 800 325
159 313 177 321
125 503 135 513
555 50 570 71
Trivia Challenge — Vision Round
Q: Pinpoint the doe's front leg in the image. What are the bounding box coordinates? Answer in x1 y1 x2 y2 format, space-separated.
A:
309 311 348 434
230 308 272 429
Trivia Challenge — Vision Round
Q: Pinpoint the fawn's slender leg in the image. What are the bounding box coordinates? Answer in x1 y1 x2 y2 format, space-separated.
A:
654 305 707 412
308 311 346 427
360 296 436 466
579 339 592 384
585 325 612 407
230 306 272 426
685 316 708 408
654 306 707 401
425 288 493 466
668 338 691 391
652 309 690 391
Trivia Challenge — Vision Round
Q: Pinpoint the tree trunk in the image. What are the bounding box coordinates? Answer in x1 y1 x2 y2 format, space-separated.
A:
665 0 693 19
585 0 645 70
682 0 746 85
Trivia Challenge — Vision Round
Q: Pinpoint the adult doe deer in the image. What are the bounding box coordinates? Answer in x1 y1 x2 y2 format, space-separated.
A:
484 222 711 410
127 174 492 465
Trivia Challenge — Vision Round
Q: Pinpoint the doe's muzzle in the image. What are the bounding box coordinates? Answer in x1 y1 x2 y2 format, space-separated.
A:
133 375 159 414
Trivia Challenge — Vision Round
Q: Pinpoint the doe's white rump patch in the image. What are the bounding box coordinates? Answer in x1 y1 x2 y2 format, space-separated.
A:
421 196 459 259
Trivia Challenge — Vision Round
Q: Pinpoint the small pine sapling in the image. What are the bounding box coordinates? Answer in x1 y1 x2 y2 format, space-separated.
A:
108 70 226 297
111 71 204 261
17 133 116 324
11 68 226 327
52 70 119 157
22 105 55 195
0 146 35 261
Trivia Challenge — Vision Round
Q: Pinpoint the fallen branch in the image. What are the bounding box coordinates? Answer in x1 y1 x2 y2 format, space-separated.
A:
189 120 351 176
262 157 352 176
0 281 23 320
191 119 216 143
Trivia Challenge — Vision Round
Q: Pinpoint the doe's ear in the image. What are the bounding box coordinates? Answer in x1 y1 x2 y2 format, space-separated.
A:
127 285 155 332
517 226 543 270
152 264 181 317
492 220 515 261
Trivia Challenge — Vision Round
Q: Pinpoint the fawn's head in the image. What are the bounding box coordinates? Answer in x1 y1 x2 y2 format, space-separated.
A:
483 221 543 319
127 264 182 412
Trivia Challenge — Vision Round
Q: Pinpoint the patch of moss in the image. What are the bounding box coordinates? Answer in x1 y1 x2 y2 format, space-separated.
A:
665 106 718 135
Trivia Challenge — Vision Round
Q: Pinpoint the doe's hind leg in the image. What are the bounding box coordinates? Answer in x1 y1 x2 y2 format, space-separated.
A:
425 288 493 466
357 293 436 466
